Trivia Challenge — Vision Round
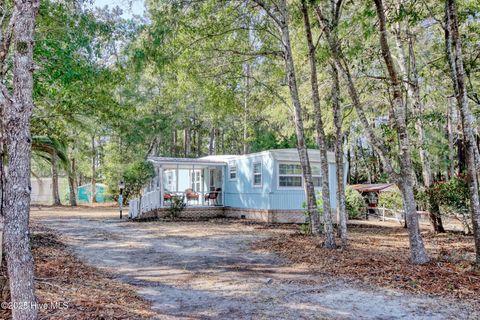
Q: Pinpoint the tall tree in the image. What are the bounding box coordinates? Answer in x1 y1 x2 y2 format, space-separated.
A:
3 0 41 318
51 153 61 205
331 63 347 248
392 6 444 233
252 0 324 238
315 0 429 263
300 0 336 247
444 0 480 265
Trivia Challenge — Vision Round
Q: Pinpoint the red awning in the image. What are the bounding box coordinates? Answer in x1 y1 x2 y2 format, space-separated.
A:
349 183 396 193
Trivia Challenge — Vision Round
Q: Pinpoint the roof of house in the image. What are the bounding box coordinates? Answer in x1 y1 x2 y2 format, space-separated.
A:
201 149 338 163
149 148 341 166
349 183 396 193
148 156 227 166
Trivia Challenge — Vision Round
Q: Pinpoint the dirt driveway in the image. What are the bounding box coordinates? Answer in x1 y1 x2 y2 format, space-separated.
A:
32 207 477 319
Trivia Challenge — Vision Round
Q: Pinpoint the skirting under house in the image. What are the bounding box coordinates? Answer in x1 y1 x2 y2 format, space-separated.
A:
132 206 307 224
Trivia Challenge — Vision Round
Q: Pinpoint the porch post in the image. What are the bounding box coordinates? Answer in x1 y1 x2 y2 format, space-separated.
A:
176 164 179 193
192 164 195 190
201 168 205 206
159 165 164 207
221 165 225 206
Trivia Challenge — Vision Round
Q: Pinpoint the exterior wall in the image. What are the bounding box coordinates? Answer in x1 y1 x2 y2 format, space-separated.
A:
221 149 347 211
223 152 273 210
31 177 69 204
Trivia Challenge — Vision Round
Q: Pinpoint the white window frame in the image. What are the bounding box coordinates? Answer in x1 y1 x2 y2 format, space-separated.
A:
252 162 262 187
277 162 322 189
229 162 237 181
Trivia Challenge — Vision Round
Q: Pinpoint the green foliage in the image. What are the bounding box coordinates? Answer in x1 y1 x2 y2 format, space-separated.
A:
345 187 366 219
431 176 472 233
168 195 186 219
106 160 155 202
378 190 403 210
432 176 470 213
300 201 311 234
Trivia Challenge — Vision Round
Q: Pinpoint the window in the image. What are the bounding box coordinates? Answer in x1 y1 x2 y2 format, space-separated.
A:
190 170 201 191
279 163 302 187
311 164 322 187
253 162 262 186
229 163 237 180
278 163 322 188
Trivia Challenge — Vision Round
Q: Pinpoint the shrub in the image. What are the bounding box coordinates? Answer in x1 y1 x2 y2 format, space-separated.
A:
378 190 403 210
106 160 155 203
432 176 471 233
345 187 366 219
168 195 186 219
299 195 324 234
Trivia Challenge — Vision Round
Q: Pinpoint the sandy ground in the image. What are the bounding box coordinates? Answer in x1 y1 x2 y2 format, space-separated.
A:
32 207 478 319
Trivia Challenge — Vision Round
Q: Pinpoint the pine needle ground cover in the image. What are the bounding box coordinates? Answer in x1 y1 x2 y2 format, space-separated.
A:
253 221 480 303
1 223 157 320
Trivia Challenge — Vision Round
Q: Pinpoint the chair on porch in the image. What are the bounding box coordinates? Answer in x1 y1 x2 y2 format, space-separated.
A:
185 188 199 204
204 188 222 206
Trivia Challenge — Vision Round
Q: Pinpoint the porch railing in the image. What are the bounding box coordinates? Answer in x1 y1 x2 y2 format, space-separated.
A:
128 189 161 219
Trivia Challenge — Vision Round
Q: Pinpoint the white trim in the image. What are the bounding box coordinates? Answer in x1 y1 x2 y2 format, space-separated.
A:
252 161 262 188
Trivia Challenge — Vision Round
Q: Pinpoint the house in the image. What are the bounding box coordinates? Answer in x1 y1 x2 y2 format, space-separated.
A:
128 148 347 223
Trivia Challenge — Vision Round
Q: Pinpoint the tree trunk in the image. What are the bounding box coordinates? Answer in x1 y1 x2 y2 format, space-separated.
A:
0 135 4 266
300 0 335 246
447 99 456 179
445 0 480 265
316 1 429 263
372 0 429 264
209 127 215 155
3 0 40 318
51 152 61 205
277 0 321 236
220 128 225 154
394 18 444 233
91 136 96 204
184 127 191 157
243 63 250 155
196 127 202 157
171 129 177 157
331 64 348 248
68 156 77 206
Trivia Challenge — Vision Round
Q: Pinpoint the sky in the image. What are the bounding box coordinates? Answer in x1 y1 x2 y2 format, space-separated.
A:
90 0 146 18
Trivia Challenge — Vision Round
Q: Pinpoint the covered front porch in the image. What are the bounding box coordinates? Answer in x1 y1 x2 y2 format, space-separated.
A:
149 157 227 207
129 157 227 219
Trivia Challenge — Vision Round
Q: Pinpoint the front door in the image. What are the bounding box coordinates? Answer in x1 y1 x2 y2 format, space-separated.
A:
208 168 223 205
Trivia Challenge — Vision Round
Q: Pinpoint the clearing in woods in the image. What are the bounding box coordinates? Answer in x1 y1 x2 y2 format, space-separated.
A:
31 206 479 319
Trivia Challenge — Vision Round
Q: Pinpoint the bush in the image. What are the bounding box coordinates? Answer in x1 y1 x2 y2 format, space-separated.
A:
433 176 469 211
106 160 155 203
299 195 324 234
432 176 471 233
378 190 403 210
345 187 366 219
168 195 186 219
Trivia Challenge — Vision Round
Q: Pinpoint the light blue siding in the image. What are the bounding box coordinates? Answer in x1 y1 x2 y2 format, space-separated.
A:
224 152 273 209
222 150 347 211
